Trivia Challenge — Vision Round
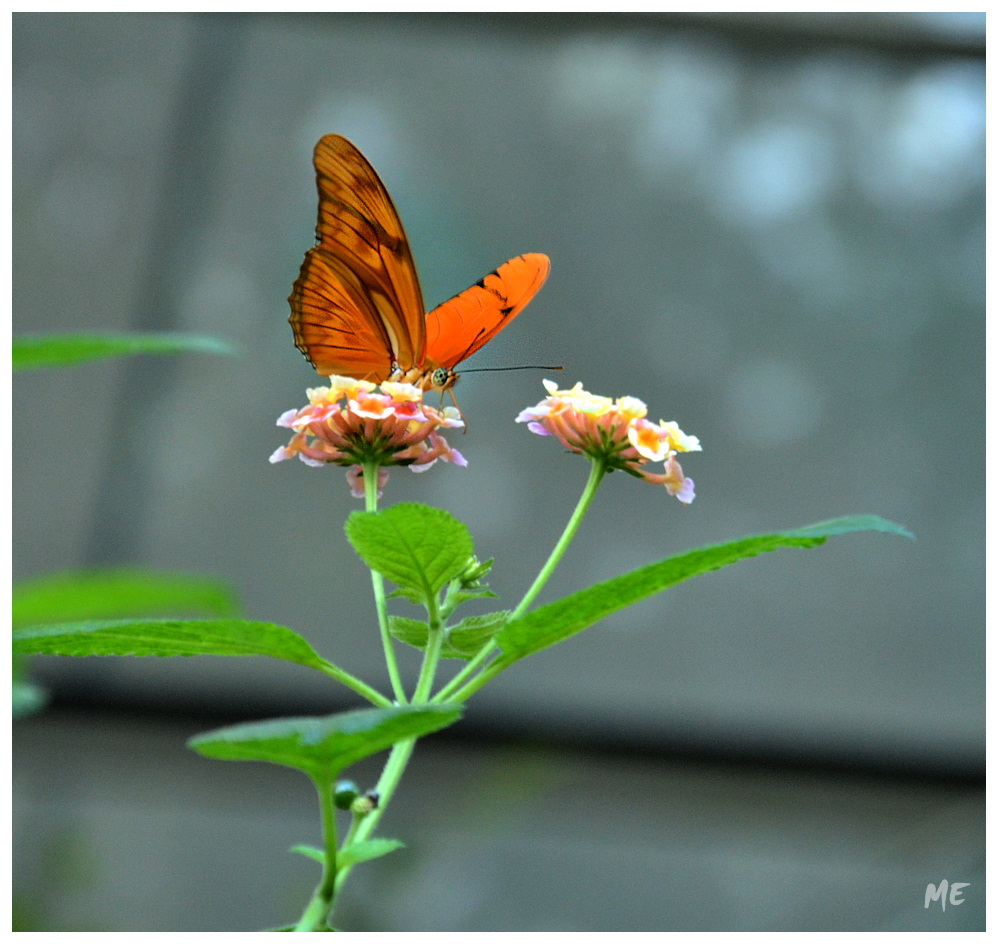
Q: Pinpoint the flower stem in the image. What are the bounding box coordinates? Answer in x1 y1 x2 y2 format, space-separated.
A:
436 457 607 705
294 775 338 931
412 593 444 704
430 634 494 703
363 459 407 704
333 736 417 896
331 470 453 902
510 456 606 621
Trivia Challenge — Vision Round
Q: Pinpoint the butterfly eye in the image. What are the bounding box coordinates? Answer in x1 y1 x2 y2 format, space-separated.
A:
431 367 451 390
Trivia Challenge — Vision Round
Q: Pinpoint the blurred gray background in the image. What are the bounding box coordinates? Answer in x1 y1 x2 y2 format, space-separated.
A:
13 13 984 931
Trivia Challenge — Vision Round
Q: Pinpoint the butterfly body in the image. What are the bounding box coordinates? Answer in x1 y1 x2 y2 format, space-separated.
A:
289 134 549 395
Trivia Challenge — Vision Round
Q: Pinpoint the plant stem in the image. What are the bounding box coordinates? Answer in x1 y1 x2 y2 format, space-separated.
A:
430 634 494 703
332 482 452 900
363 458 407 704
339 806 365 852
432 647 505 705
338 599 442 896
294 776 339 931
333 736 417 896
330 610 434 900
323 459 609 915
316 660 393 707
436 457 607 705
412 592 444 704
509 456 606 622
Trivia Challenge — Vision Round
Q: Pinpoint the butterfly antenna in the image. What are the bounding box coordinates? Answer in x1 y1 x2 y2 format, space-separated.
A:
450 366 560 434
459 365 563 374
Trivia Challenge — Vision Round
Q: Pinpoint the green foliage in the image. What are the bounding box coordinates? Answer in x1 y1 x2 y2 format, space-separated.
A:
290 839 407 868
389 611 510 659
12 568 238 628
386 616 432 652
188 705 462 781
12 330 235 720
336 838 405 867
442 586 499 609
494 515 912 664
290 844 326 864
12 618 330 670
345 504 473 604
447 611 511 654
293 838 407 868
12 319 914 932
12 332 233 371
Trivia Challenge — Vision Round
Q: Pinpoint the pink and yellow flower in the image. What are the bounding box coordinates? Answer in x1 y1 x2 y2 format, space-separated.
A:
270 376 466 496
516 379 700 503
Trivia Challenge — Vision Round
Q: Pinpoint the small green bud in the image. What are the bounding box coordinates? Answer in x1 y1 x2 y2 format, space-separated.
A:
350 790 380 815
459 555 493 587
333 780 359 810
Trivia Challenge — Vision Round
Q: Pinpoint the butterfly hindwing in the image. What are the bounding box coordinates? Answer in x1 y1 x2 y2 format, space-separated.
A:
423 253 550 369
289 247 398 379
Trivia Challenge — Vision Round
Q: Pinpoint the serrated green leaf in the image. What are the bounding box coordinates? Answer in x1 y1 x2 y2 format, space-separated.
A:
12 569 238 628
388 611 509 660
188 704 462 780
446 587 499 608
447 611 511 658
13 333 234 371
387 616 431 652
337 838 405 867
386 586 427 606
290 844 325 864
495 516 912 663
345 503 473 603
12 618 328 670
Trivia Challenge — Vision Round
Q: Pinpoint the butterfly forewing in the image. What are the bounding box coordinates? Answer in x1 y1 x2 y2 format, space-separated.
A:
423 253 550 369
289 134 426 379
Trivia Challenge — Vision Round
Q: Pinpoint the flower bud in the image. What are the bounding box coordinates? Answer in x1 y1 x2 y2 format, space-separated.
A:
333 780 359 810
350 790 380 816
459 555 493 587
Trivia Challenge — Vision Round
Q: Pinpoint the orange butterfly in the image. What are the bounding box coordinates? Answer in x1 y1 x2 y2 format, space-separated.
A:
289 134 549 396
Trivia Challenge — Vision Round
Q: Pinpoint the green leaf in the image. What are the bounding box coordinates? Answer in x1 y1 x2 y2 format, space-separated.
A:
387 616 432 652
447 611 511 658
389 611 510 660
12 618 329 670
345 504 474 603
290 837 406 878
13 333 234 371
337 838 405 867
495 516 913 663
188 704 462 780
289 844 324 864
12 569 238 628
784 514 913 540
444 587 499 608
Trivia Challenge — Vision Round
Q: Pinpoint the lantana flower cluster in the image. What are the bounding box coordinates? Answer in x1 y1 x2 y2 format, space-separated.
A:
516 379 700 503
270 376 466 497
